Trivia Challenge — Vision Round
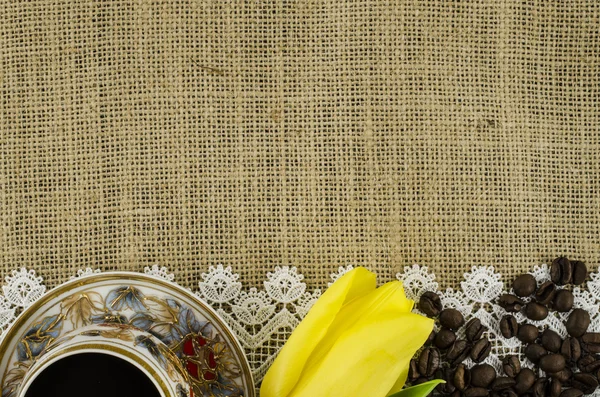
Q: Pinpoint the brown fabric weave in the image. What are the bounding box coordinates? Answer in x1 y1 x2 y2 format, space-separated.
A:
1 0 599 291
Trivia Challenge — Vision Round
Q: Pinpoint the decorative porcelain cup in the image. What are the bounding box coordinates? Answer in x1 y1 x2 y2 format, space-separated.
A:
0 272 254 397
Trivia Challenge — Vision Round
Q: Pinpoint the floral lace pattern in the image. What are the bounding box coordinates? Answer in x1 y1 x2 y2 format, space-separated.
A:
2 262 600 393
196 265 321 383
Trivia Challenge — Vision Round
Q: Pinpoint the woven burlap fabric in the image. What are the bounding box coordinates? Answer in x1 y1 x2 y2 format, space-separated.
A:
1 0 599 291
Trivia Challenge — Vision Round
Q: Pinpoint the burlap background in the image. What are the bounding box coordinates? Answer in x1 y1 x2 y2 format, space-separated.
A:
1 0 599 291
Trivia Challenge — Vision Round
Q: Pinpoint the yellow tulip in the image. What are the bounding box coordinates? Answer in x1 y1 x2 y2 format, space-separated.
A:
260 267 434 397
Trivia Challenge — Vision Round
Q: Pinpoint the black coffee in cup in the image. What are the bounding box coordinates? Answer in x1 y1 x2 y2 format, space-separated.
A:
24 353 161 397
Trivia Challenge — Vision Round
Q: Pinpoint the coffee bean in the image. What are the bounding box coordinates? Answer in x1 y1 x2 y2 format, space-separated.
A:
549 378 563 397
408 358 420 381
413 376 431 385
572 260 588 285
533 377 548 397
466 318 486 342
440 308 465 330
450 391 462 397
561 337 581 364
514 368 536 394
500 315 519 339
435 328 456 349
491 376 516 391
572 373 598 394
551 257 573 285
518 324 539 344
581 332 600 344
559 389 583 397
436 367 457 394
471 337 492 363
465 387 490 397
553 289 574 312
525 343 547 364
419 291 443 317
540 353 566 373
496 390 518 397
581 333 600 354
418 347 440 377
498 294 525 312
454 363 471 391
566 309 590 337
525 301 549 321
502 355 521 378
447 339 471 365
426 330 436 346
551 367 572 384
471 364 497 388
541 329 562 353
513 274 536 297
578 356 600 373
535 281 557 305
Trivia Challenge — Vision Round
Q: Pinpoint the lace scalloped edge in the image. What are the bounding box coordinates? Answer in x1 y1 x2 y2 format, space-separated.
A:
1 263 600 395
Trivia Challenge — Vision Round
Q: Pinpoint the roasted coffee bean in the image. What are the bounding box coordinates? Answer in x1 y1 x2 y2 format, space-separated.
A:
408 358 420 381
513 274 537 297
554 289 574 312
471 364 497 388
517 324 539 344
496 390 518 397
471 337 492 363
454 363 471 391
535 281 557 305
425 330 435 345
578 356 600 373
436 367 457 394
566 308 590 337
464 387 489 397
440 308 465 330
450 391 462 397
491 376 516 391
502 355 521 378
582 333 600 354
418 347 440 377
466 318 486 342
447 339 471 365
559 388 583 397
514 368 536 394
500 315 519 339
572 373 599 394
532 377 548 397
549 378 563 397
577 355 598 373
541 329 562 353
551 367 572 384
525 301 549 321
540 353 566 373
525 343 547 364
561 337 581 364
551 257 573 285
419 291 443 317
572 260 588 285
435 328 457 349
413 376 431 385
498 294 524 312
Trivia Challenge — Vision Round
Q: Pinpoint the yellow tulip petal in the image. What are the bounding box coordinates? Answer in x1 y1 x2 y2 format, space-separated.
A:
304 281 414 373
289 312 434 397
260 267 376 397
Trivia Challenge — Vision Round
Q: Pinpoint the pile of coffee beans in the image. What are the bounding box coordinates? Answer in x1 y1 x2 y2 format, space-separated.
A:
407 257 598 397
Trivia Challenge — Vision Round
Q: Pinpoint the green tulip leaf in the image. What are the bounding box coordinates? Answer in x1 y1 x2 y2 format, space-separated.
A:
387 379 445 397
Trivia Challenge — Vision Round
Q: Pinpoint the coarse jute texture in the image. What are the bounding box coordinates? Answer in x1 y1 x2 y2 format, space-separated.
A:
1 0 599 291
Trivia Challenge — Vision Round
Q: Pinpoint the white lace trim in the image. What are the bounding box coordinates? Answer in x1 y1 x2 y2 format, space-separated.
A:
144 265 175 282
1 263 599 392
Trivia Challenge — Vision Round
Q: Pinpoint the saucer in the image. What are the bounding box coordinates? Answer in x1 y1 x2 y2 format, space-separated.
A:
0 272 255 397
